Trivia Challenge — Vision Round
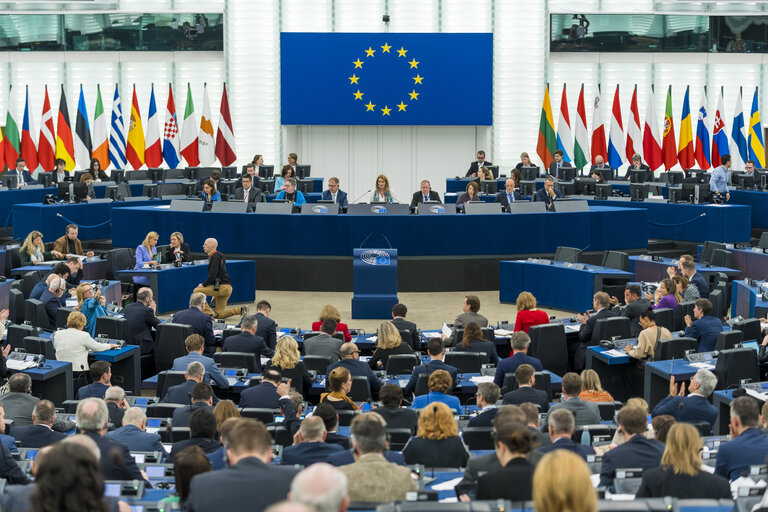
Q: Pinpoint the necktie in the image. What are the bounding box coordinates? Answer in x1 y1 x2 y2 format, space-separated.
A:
332 193 336 203
424 195 428 202
508 193 513 203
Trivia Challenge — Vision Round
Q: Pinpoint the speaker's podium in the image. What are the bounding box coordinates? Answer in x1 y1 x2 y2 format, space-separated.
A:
351 248 398 319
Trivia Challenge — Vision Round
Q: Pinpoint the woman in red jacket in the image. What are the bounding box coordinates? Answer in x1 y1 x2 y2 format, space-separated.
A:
513 292 550 333
311 304 352 342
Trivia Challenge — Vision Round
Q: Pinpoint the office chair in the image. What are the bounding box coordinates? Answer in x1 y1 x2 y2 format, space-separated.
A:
155 371 188 399
62 400 81 414
444 352 482 374
684 420 713 437
714 348 759 390
168 427 191 442
267 425 292 447
601 251 630 272
700 241 726 265
504 371 553 401
675 301 696 331
708 289 725 319
710 249 733 269
348 376 372 402
414 374 430 396
733 318 761 342
652 308 675 333
612 468 644 495
303 355 332 375
22 336 47 356
7 324 36 351
386 428 413 450
596 402 622 422
20 272 42 299
655 337 697 361
385 354 420 375
571 424 617 443
591 317 631 346
240 408 279 423
105 248 137 296
56 307 77 329
146 402 184 419
221 328 242 343
715 330 743 351
95 316 133 342
461 427 495 450
214 352 257 373
154 323 193 372
336 410 359 427
8 289 25 324
528 324 568 377
24 299 52 331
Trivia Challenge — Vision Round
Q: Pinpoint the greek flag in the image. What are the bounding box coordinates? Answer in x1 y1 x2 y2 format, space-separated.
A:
108 84 127 169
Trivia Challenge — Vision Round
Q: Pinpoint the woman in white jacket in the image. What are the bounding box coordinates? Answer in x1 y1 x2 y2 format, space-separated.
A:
54 311 120 373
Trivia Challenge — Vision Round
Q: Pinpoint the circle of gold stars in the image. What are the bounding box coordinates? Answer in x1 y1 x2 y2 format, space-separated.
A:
347 41 423 117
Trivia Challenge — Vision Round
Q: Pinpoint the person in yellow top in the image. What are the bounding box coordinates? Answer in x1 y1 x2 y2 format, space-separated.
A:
626 309 672 361
578 369 614 402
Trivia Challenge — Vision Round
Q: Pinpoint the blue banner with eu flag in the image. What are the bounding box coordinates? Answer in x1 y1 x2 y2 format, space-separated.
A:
280 33 493 126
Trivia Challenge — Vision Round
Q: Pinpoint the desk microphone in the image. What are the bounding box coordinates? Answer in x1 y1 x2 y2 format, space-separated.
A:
352 189 372 204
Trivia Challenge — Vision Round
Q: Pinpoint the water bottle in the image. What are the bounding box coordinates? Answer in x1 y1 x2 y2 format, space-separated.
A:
580 429 590 446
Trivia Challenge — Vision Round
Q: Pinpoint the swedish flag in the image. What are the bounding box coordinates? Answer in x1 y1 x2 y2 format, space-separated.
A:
748 87 765 168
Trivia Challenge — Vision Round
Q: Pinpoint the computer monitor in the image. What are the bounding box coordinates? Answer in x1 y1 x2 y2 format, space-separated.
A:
519 180 536 196
73 170 89 183
630 183 649 201
258 179 276 194
557 167 577 181
296 178 313 194
662 170 684 186
574 177 597 196
146 168 163 182
110 169 125 183
158 183 189 198
57 182 71 201
680 182 711 203
295 165 311 179
106 183 132 201
258 165 275 178
2 174 18 189
733 172 756 189
71 182 89 202
217 180 238 200
193 167 217 181
480 180 497 195
683 168 709 184
221 166 238 179
37 172 53 188
667 187 681 203
125 170 149 182
162 168 190 181
554 246 582 263
143 184 159 199
555 181 575 197
520 166 540 181
629 169 651 183
485 165 499 179
593 183 611 200
755 169 768 190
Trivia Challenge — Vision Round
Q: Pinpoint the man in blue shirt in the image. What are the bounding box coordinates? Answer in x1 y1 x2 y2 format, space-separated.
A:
684 298 723 353
410 369 462 415
709 154 730 202
715 396 768 480
171 334 231 390
494 332 543 388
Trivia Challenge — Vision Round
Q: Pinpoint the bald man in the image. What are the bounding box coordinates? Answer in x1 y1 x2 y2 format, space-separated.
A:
193 238 246 319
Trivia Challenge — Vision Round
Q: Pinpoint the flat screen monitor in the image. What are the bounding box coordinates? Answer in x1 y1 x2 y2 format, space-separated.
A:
554 246 582 263
755 169 768 190
296 178 313 194
258 179 276 194
680 182 712 203
110 169 125 183
630 183 649 201
629 169 651 183
683 168 709 184
485 165 499 179
575 177 597 195
194 167 217 181
519 180 536 196
556 181 575 197
295 165 311 178
158 183 189 198
594 183 611 200
125 170 149 182
146 168 163 182
37 172 53 188
57 182 88 202
217 180 238 199
520 166 540 181
663 170 684 186
556 167 577 181
258 165 275 178
73 170 89 182
2 174 18 189
221 166 238 179
590 167 614 181
143 184 159 199
733 172 756 189
162 168 190 181
480 180 497 195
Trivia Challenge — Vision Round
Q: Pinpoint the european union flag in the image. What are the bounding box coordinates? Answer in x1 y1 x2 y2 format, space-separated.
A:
281 33 493 126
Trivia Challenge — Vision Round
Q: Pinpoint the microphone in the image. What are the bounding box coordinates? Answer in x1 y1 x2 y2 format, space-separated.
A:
352 189 372 204
381 234 393 249
358 233 373 249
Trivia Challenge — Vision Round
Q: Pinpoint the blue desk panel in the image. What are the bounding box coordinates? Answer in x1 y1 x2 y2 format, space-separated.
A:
730 279 768 319
729 248 768 280
728 189 768 229
630 255 741 282
110 205 648 257
644 360 700 409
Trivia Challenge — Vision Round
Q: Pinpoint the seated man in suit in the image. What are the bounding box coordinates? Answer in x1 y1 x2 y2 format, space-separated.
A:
7 158 37 187
573 291 616 371
53 224 94 258
715 397 768 480
254 300 277 349
313 402 350 449
651 370 718 428
0 374 74 432
404 338 458 397
172 382 214 428
172 293 217 358
444 295 489 346
466 150 491 177
281 416 344 465
163 361 219 405
239 368 283 409
391 303 419 351
599 404 665 490
409 179 442 209
169 408 223 467
106 407 168 457
326 343 382 399
520 402 551 447
233 174 264 207
502 364 549 412
64 256 84 289
171 334 230 390
371 383 418 433
235 162 260 189
30 265 70 302
222 314 273 372
684 298 723 353
321 177 349 208
77 361 112 400
538 408 595 459
541 373 600 431
124 287 161 356
534 175 561 211
304 318 343 363
104 386 129 428
39 276 66 328
609 284 652 338
494 332 543 388
496 177 521 210
11 399 66 448
589 155 612 175
681 260 710 299
469 382 501 427
547 150 573 179
625 153 651 180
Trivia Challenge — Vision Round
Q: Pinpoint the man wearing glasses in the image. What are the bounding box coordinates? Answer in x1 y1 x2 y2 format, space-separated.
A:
39 276 67 328
325 342 382 398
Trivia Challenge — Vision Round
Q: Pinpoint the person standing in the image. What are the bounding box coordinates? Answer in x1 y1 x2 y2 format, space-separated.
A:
710 154 731 202
193 238 246 320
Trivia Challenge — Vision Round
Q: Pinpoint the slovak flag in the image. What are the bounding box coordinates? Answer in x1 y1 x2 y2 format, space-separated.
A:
711 88 728 168
163 84 181 169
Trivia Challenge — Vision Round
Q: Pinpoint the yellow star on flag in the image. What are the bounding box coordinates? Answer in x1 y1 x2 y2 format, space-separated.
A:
365 101 376 111
397 47 407 57
381 105 391 116
353 58 364 69
380 42 392 53
349 74 359 84
353 90 364 100
409 90 419 100
365 47 375 57
413 74 423 84
397 102 407 112
408 58 419 69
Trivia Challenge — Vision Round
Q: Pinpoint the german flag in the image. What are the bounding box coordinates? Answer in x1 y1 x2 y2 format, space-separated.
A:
55 85 76 170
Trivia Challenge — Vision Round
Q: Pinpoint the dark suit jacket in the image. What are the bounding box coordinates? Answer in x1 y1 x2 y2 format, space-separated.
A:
534 187 561 209
468 408 498 427
39 289 59 328
107 402 125 428
328 449 406 467
409 190 442 208
223 332 273 372
403 360 459 396
537 437 595 459
502 386 549 412
652 394 718 428
169 437 222 465
325 432 350 450
282 441 344 465
172 308 216 357
0 392 73 431
373 407 419 432
326 359 382 396
578 308 617 344
11 424 66 448
689 271 710 299
613 298 652 337
685 315 723 353
83 431 146 483
106 424 166 455
239 382 281 410
77 382 110 400
466 161 492 177
547 161 573 178
476 458 535 501
714 427 768 480
599 435 665 489
7 169 36 185
124 301 161 355
0 442 28 485
265 361 313 396
172 402 213 428
636 466 731 499
185 456 299 512
255 312 277 349
368 342 414 370
51 170 70 183
234 186 265 204
494 353 543 387
495 190 522 209
321 189 349 208
160 243 191 264
391 317 419 350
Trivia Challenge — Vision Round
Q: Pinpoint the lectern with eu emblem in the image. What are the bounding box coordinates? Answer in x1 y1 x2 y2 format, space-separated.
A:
351 249 398 319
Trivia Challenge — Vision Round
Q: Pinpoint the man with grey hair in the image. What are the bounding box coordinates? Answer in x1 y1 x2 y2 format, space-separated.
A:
11 399 66 448
468 382 500 427
282 415 343 465
171 292 216 357
39 275 67 327
192 237 246 320
124 286 161 356
104 385 129 428
340 413 417 502
76 398 147 482
290 463 349 512
223 314 273 372
538 408 595 459
493 331 543 387
535 174 560 210
163 361 220 405
107 407 168 456
0 373 74 431
652 369 719 428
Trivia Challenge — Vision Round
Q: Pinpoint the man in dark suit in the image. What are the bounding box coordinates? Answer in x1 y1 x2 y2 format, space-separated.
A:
466 150 491 177
534 175 561 211
106 407 168 457
281 416 344 465
547 150 573 179
541 373 600 431
304 318 343 363
0 374 74 431
403 338 458 397
171 334 230 390
321 177 349 208
715 397 768 481
327 343 382 398
652 370 719 428
172 382 214 428
537 408 595 459
502 364 549 412
39 276 67 328
104 385 129 428
7 158 37 187
222 314 273 372
609 284 651 338
391 303 419 351
589 155 612 176
30 264 70 301
169 409 223 466
184 418 299 511
313 403 350 449
172 293 217 357
76 361 112 400
520 402 551 447
494 332 543 388
409 180 442 208
681 260 710 299
373 383 419 433
683 299 723 353
124 287 161 355
468 382 500 427
599 405 665 490
573 292 616 371
496 178 522 211
239 369 282 409
163 361 219 405
11 400 66 448
233 174 264 207
235 162 260 189
254 300 277 349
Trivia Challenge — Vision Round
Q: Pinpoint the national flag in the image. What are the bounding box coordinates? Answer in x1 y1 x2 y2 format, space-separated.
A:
20 86 39 173
74 85 92 169
91 85 109 171
536 84 557 169
573 84 590 171
108 84 127 169
626 85 643 161
677 86 694 170
607 85 625 170
162 84 181 169
180 83 199 167
144 85 162 168
694 88 711 170
4 86 20 170
748 87 765 168
215 83 237 166
711 88 728 168
556 85 573 163
199 84 215 166
55 85 75 171
661 86 677 170
731 87 748 169
642 86 663 171
591 86 607 165
126 85 145 169
38 85 55 171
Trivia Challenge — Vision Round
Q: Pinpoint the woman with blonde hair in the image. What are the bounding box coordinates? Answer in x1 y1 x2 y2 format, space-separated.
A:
161 231 191 263
533 450 597 512
460 322 498 364
477 166 494 181
311 304 351 342
213 400 240 434
611 397 655 445
54 311 120 373
320 366 359 411
19 230 63 265
265 336 313 394
402 402 469 467
368 321 414 370
370 174 397 203
75 282 110 337
636 423 731 498
579 369 614 402
133 231 159 286
513 291 550 333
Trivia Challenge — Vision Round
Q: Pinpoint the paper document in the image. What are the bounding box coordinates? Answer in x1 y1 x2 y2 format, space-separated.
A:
565 324 580 333
441 324 452 338
689 362 716 370
494 329 513 336
6 360 37 371
746 389 768 401
470 376 495 384
430 477 463 491
156 205 171 209
366 336 377 342
66 254 86 260
603 349 626 358
590 474 601 488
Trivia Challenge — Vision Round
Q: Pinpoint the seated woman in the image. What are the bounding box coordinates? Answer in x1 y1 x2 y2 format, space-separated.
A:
477 166 494 181
515 152 535 170
161 231 191 263
636 423 731 499
51 158 70 184
79 173 96 200
533 450 597 512
320 366 359 411
513 291 550 333
199 179 221 203
590 169 605 183
275 165 295 192
578 369 614 402
163 445 212 506
647 278 678 311
626 309 672 361
75 282 110 337
264 336 313 395
456 180 480 206
54 311 120 373
411 369 462 415
89 158 110 181
611 397 656 445
133 231 159 286
475 422 536 501
672 274 700 302
311 304 352 342
402 401 469 468
275 178 306 205
19 230 63 265
459 322 498 365
370 174 397 203
368 321 414 370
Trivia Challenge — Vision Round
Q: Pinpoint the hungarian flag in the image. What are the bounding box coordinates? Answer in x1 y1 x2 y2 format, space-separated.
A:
661 86 678 170
38 85 55 172
607 85 625 170
92 85 110 170
198 84 215 166
144 85 162 168
162 84 181 169
573 84 590 171
626 85 643 161
21 86 38 173
642 86 662 171
711 88 728 168
74 85 92 169
215 83 237 166
591 86 607 164
677 86 694 170
55 85 75 171
536 84 556 169
126 85 145 170
4 86 20 170
556 85 573 163
180 83 199 167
